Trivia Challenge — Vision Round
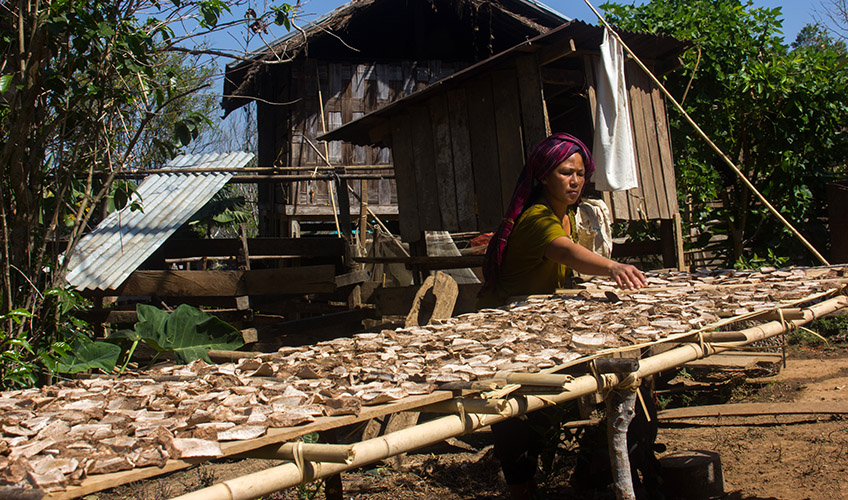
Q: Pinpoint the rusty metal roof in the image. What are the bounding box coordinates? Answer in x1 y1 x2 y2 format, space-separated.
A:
65 152 254 292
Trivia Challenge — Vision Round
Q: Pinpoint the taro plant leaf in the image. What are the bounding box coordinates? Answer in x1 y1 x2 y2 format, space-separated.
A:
134 303 169 346
108 304 170 362
112 303 243 364
163 304 243 363
57 341 122 374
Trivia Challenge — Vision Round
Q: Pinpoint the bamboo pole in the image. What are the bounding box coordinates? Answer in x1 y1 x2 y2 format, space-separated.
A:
223 174 394 182
359 179 368 258
300 133 410 258
232 443 355 464
111 165 395 175
315 70 342 239
502 372 574 387
169 295 848 500
583 0 830 266
327 179 342 238
422 398 510 415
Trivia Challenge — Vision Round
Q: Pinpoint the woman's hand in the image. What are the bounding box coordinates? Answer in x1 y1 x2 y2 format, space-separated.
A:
609 262 647 290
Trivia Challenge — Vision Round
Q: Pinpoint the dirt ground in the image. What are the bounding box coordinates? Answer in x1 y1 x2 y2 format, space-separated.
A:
97 341 848 500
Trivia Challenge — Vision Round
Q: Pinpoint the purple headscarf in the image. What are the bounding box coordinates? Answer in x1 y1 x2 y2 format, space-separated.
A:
481 133 595 290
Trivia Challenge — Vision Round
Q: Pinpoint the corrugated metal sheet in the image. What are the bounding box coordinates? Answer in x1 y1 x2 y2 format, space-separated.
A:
66 152 254 291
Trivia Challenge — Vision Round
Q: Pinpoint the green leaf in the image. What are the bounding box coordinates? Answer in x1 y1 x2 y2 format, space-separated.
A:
174 121 191 147
98 22 115 38
275 11 291 30
1 309 34 325
163 305 244 363
116 304 243 364
2 308 34 319
135 304 169 341
0 75 12 94
273 4 293 30
114 188 128 211
56 341 121 374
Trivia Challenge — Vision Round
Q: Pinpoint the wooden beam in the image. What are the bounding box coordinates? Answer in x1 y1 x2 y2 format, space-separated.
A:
673 213 687 271
538 38 577 66
283 205 398 217
111 165 395 176
157 238 345 259
429 94 460 231
334 174 354 241
81 308 253 325
105 266 337 297
409 105 441 232
466 77 503 232
540 68 585 86
491 70 525 210
659 402 848 420
354 255 484 269
390 113 422 242
250 308 378 348
335 269 370 288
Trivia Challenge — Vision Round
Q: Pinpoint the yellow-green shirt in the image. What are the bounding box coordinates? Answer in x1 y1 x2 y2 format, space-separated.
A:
477 204 572 309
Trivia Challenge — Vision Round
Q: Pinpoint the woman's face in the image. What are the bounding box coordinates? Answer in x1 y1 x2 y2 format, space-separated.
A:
541 153 586 207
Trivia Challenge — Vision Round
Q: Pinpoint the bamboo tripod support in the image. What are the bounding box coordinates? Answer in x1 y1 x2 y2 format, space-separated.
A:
301 134 411 258
583 0 830 266
168 294 848 500
316 81 343 239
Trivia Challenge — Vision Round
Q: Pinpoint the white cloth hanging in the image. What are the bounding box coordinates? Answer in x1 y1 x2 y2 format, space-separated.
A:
592 28 639 192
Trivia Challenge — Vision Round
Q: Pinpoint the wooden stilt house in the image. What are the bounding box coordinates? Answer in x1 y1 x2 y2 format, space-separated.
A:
222 0 569 237
319 20 689 266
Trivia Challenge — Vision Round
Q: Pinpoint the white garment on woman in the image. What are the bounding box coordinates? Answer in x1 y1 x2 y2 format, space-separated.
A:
575 198 613 259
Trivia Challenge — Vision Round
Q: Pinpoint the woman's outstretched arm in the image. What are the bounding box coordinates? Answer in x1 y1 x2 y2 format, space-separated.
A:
544 236 647 290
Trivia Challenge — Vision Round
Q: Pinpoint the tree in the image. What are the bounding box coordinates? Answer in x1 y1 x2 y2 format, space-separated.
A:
0 0 295 387
793 22 847 52
816 0 848 42
601 0 848 266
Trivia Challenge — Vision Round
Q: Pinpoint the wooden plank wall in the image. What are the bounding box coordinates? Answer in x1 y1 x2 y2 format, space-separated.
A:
257 65 292 237
287 60 463 211
390 54 550 242
466 78 504 231
584 56 679 221
390 115 421 242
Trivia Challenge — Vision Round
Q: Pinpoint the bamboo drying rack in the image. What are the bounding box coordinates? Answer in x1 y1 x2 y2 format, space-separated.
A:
29 273 847 500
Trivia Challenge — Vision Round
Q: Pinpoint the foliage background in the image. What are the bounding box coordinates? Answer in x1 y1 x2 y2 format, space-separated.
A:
602 0 848 268
0 0 291 388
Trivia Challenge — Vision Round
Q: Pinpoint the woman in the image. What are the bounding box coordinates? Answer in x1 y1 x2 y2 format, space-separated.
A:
478 133 647 499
